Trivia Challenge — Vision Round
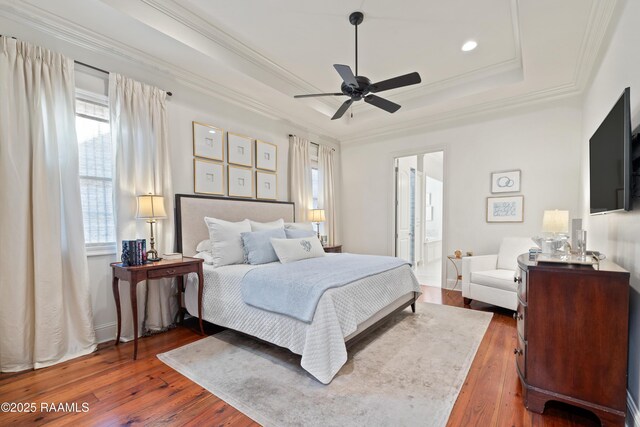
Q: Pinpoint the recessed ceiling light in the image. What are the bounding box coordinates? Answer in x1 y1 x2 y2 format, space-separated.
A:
461 40 478 52
209 130 216 134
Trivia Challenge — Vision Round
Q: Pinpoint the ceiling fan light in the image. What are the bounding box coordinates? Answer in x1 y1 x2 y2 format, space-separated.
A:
461 40 478 52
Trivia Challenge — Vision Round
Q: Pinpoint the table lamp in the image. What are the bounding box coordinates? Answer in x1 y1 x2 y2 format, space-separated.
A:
536 209 569 254
309 209 326 240
136 194 167 261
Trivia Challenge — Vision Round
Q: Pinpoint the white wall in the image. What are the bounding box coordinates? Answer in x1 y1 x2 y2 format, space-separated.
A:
340 98 583 281
578 0 640 411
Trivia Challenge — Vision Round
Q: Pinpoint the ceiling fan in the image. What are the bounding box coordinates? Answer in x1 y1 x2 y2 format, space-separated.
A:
294 11 422 120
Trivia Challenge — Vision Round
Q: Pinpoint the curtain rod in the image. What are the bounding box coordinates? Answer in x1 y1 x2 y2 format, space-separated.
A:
74 60 172 97
288 134 335 151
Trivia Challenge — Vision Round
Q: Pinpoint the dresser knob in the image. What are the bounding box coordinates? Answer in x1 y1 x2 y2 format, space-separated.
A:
514 276 522 284
513 348 523 356
167 269 175 274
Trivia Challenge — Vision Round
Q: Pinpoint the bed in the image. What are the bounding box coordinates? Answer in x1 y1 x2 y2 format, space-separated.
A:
175 194 421 384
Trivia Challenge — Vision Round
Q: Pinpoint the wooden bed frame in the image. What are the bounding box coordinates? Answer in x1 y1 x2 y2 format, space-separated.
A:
173 193 418 345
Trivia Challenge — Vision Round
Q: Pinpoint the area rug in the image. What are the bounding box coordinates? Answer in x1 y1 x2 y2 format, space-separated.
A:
158 302 492 427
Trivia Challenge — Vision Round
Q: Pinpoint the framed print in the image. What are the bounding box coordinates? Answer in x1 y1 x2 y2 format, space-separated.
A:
256 171 277 200
487 195 524 223
491 169 521 193
228 132 253 167
256 140 277 171
193 122 224 161
228 165 254 198
194 159 224 195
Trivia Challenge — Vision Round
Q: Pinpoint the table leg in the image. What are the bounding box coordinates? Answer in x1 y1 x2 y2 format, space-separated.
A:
112 276 121 345
175 275 185 325
197 266 205 335
130 281 139 360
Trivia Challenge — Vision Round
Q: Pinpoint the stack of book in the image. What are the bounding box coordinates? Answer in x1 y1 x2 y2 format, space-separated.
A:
121 239 147 266
529 247 541 261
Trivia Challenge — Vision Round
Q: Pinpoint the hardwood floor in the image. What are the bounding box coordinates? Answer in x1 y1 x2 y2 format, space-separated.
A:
0 287 602 426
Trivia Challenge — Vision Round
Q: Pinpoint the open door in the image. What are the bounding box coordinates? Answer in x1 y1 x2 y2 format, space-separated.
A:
395 157 415 264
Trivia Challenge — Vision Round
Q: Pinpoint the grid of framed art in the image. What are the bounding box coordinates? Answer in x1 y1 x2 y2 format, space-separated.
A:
487 169 524 223
192 121 278 200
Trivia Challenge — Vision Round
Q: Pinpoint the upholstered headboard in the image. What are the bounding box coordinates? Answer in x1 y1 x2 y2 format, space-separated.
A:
175 194 295 256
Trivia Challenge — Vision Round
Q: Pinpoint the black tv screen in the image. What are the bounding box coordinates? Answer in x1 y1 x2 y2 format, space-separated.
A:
589 87 632 214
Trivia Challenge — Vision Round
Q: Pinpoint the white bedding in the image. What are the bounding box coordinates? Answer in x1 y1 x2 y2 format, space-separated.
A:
184 261 420 384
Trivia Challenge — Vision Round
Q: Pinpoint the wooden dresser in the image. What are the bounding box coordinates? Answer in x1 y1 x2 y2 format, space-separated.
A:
515 255 629 426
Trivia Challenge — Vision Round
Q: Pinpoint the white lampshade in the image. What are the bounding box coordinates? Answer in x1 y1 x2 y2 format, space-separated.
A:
309 209 326 222
542 210 569 233
136 194 167 219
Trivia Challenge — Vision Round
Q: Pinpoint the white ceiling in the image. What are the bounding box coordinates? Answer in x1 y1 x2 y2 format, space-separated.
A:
0 0 620 143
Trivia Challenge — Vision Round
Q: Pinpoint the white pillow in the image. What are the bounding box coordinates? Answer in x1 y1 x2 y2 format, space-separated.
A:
270 236 325 263
284 222 314 231
204 217 251 267
250 218 284 231
193 251 214 265
195 239 211 253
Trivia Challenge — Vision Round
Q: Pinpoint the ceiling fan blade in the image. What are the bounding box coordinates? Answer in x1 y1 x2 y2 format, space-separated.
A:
294 93 344 98
333 64 358 87
364 95 401 113
331 99 354 120
369 72 421 93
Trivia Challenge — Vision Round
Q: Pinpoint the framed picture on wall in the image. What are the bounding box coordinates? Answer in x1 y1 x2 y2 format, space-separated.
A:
256 140 277 171
228 165 254 198
256 171 277 200
491 170 521 193
194 159 224 195
192 122 224 161
228 133 253 167
487 195 524 223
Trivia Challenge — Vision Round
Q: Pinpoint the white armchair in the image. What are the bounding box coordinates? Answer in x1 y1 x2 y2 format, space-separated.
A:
461 237 533 310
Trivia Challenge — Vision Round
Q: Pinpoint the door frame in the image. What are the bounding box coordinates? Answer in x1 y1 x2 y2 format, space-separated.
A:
391 147 448 286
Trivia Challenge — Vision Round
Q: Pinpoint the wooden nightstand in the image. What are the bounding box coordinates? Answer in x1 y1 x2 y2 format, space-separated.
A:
111 257 204 359
323 244 342 253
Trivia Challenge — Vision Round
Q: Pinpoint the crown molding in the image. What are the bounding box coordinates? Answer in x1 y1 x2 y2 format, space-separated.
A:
0 0 334 139
340 0 619 146
572 0 619 90
0 0 621 146
351 0 523 115
135 0 341 113
340 82 581 146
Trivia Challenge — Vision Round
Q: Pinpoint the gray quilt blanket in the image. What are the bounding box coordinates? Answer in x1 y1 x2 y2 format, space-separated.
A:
240 253 409 322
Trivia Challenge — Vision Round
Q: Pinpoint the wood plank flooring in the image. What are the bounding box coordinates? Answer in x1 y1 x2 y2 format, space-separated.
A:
0 286 602 426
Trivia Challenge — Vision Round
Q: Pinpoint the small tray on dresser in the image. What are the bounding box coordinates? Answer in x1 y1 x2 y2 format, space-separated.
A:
536 254 600 268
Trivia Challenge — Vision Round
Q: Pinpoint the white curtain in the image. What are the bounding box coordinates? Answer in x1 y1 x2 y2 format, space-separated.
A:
0 37 96 371
318 145 338 245
289 135 313 222
109 73 176 340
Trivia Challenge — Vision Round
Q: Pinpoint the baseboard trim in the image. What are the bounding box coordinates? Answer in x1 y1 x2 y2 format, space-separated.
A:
94 322 117 344
628 390 640 427
443 279 459 290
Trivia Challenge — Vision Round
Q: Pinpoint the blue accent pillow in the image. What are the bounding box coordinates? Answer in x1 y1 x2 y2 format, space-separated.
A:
241 228 286 265
285 228 316 239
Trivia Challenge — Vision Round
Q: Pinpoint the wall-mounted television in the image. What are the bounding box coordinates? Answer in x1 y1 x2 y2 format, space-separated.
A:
589 87 632 215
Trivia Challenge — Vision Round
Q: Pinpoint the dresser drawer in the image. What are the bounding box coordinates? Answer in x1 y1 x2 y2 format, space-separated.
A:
515 333 526 378
516 267 527 303
147 264 194 278
515 302 526 339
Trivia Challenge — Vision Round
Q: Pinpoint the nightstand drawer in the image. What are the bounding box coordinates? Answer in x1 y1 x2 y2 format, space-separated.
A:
148 264 193 278
516 302 526 339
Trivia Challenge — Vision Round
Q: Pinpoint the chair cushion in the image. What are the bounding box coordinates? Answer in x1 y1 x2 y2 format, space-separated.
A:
497 237 534 271
470 269 517 292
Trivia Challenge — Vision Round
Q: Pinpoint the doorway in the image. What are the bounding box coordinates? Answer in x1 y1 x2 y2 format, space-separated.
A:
395 151 444 287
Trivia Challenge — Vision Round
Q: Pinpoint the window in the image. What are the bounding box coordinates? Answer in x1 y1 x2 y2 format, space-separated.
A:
75 94 115 252
311 168 319 209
